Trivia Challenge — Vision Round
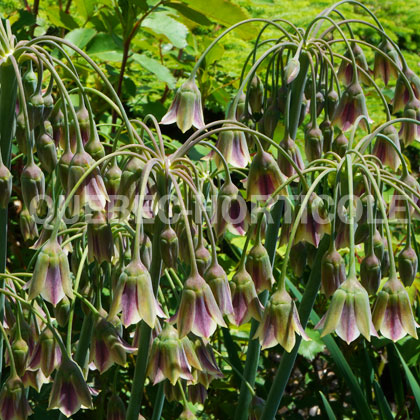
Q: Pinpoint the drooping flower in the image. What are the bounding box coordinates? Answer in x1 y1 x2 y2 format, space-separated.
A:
284 57 300 84
160 226 179 269
332 131 349 157
161 78 205 133
338 44 370 86
87 210 114 264
204 261 233 316
304 123 324 162
248 75 264 115
27 238 73 306
246 240 274 293
0 161 12 209
109 258 163 328
360 251 382 295
258 100 280 139
170 273 226 338
332 81 371 132
247 149 286 202
317 276 377 344
372 276 418 341
372 125 401 171
393 68 420 114
228 267 264 326
254 289 309 352
11 337 29 377
21 162 45 215
107 393 126 420
90 318 136 373
320 119 334 152
147 324 201 385
0 375 32 420
278 134 305 178
48 357 93 417
389 173 420 220
373 38 401 85
399 98 420 146
28 327 62 377
36 122 58 174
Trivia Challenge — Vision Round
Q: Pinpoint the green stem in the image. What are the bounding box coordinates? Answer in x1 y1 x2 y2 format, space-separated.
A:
151 382 165 420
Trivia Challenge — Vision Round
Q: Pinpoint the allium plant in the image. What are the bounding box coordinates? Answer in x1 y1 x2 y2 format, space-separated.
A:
0 2 418 419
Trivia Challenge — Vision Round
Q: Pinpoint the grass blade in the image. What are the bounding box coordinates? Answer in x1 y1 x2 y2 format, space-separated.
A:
319 391 337 420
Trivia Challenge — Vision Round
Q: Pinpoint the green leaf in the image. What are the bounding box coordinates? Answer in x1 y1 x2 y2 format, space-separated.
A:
43 6 78 30
132 53 176 87
142 11 188 48
87 33 123 61
373 381 394 420
319 392 337 420
64 28 97 55
167 3 212 26
74 0 95 21
298 329 325 361
182 0 251 38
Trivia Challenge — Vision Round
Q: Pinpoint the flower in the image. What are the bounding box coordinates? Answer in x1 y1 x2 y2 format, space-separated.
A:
373 38 401 85
398 244 418 287
161 78 205 133
170 273 226 338
317 276 377 344
332 81 371 132
28 327 62 377
254 289 309 352
20 162 45 215
338 44 370 86
248 75 264 114
0 375 32 420
304 123 324 162
360 252 382 295
246 240 274 293
393 68 420 113
228 267 264 326
204 261 233 316
107 393 126 420
389 173 420 220
399 98 420 146
87 210 114 264
0 162 12 209
278 134 304 178
36 123 58 174
372 125 401 171
332 131 349 157
90 318 136 373
48 357 93 417
27 238 73 306
372 276 418 341
284 57 300 84
147 324 201 385
160 226 179 269
109 258 163 328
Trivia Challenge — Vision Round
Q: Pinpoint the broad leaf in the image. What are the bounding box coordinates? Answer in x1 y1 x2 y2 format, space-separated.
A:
132 53 176 87
64 28 97 55
87 33 123 61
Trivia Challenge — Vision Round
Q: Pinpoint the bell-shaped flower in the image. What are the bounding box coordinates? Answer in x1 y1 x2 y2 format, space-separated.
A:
289 242 307 278
147 324 202 385
90 318 136 373
247 150 286 202
321 247 346 298
11 337 29 377
170 273 226 338
21 162 45 215
27 238 73 306
209 125 251 169
372 276 418 341
228 267 264 326
67 150 109 216
194 339 223 380
246 240 274 293
278 135 304 178
87 210 114 264
389 173 420 220
372 125 401 171
160 226 179 269
304 123 324 162
0 162 12 209
0 375 32 420
19 206 38 242
161 78 205 133
28 327 62 377
213 181 248 237
399 98 420 146
393 68 420 114
373 38 401 85
398 244 418 287
294 193 331 248
254 289 309 352
317 276 377 344
36 123 58 174
204 261 233 316
107 393 125 420
338 44 370 86
360 251 382 295
332 81 371 132
48 357 93 417
109 257 163 328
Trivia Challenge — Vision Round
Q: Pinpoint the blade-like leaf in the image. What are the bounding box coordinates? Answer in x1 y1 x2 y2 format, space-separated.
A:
373 381 394 420
319 391 337 420
132 53 176 88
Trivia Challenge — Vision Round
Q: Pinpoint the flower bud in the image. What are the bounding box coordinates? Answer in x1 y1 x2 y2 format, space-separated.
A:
332 131 348 157
54 296 71 327
87 210 114 264
372 125 401 171
58 149 74 193
389 173 420 220
284 57 300 84
27 92 44 130
195 242 211 276
0 375 32 420
23 63 37 97
248 75 264 115
373 38 401 85
12 337 29 377
42 92 54 120
21 162 45 215
204 261 233 316
28 238 73 306
246 241 274 293
180 408 197 420
48 357 92 417
278 135 304 178
228 267 263 326
160 226 179 268
364 229 385 262
372 276 418 341
360 253 382 295
399 97 420 146
15 111 28 155
254 289 309 352
321 248 346 298
289 242 307 278
332 81 371 132
304 123 323 161
247 150 286 201
398 245 418 287
19 206 38 242
171 273 226 338
0 162 12 209
36 123 58 173
52 108 65 147
320 119 334 152
258 100 280 139
326 90 339 120
107 394 126 420
85 127 105 161
161 78 205 133
75 105 90 145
